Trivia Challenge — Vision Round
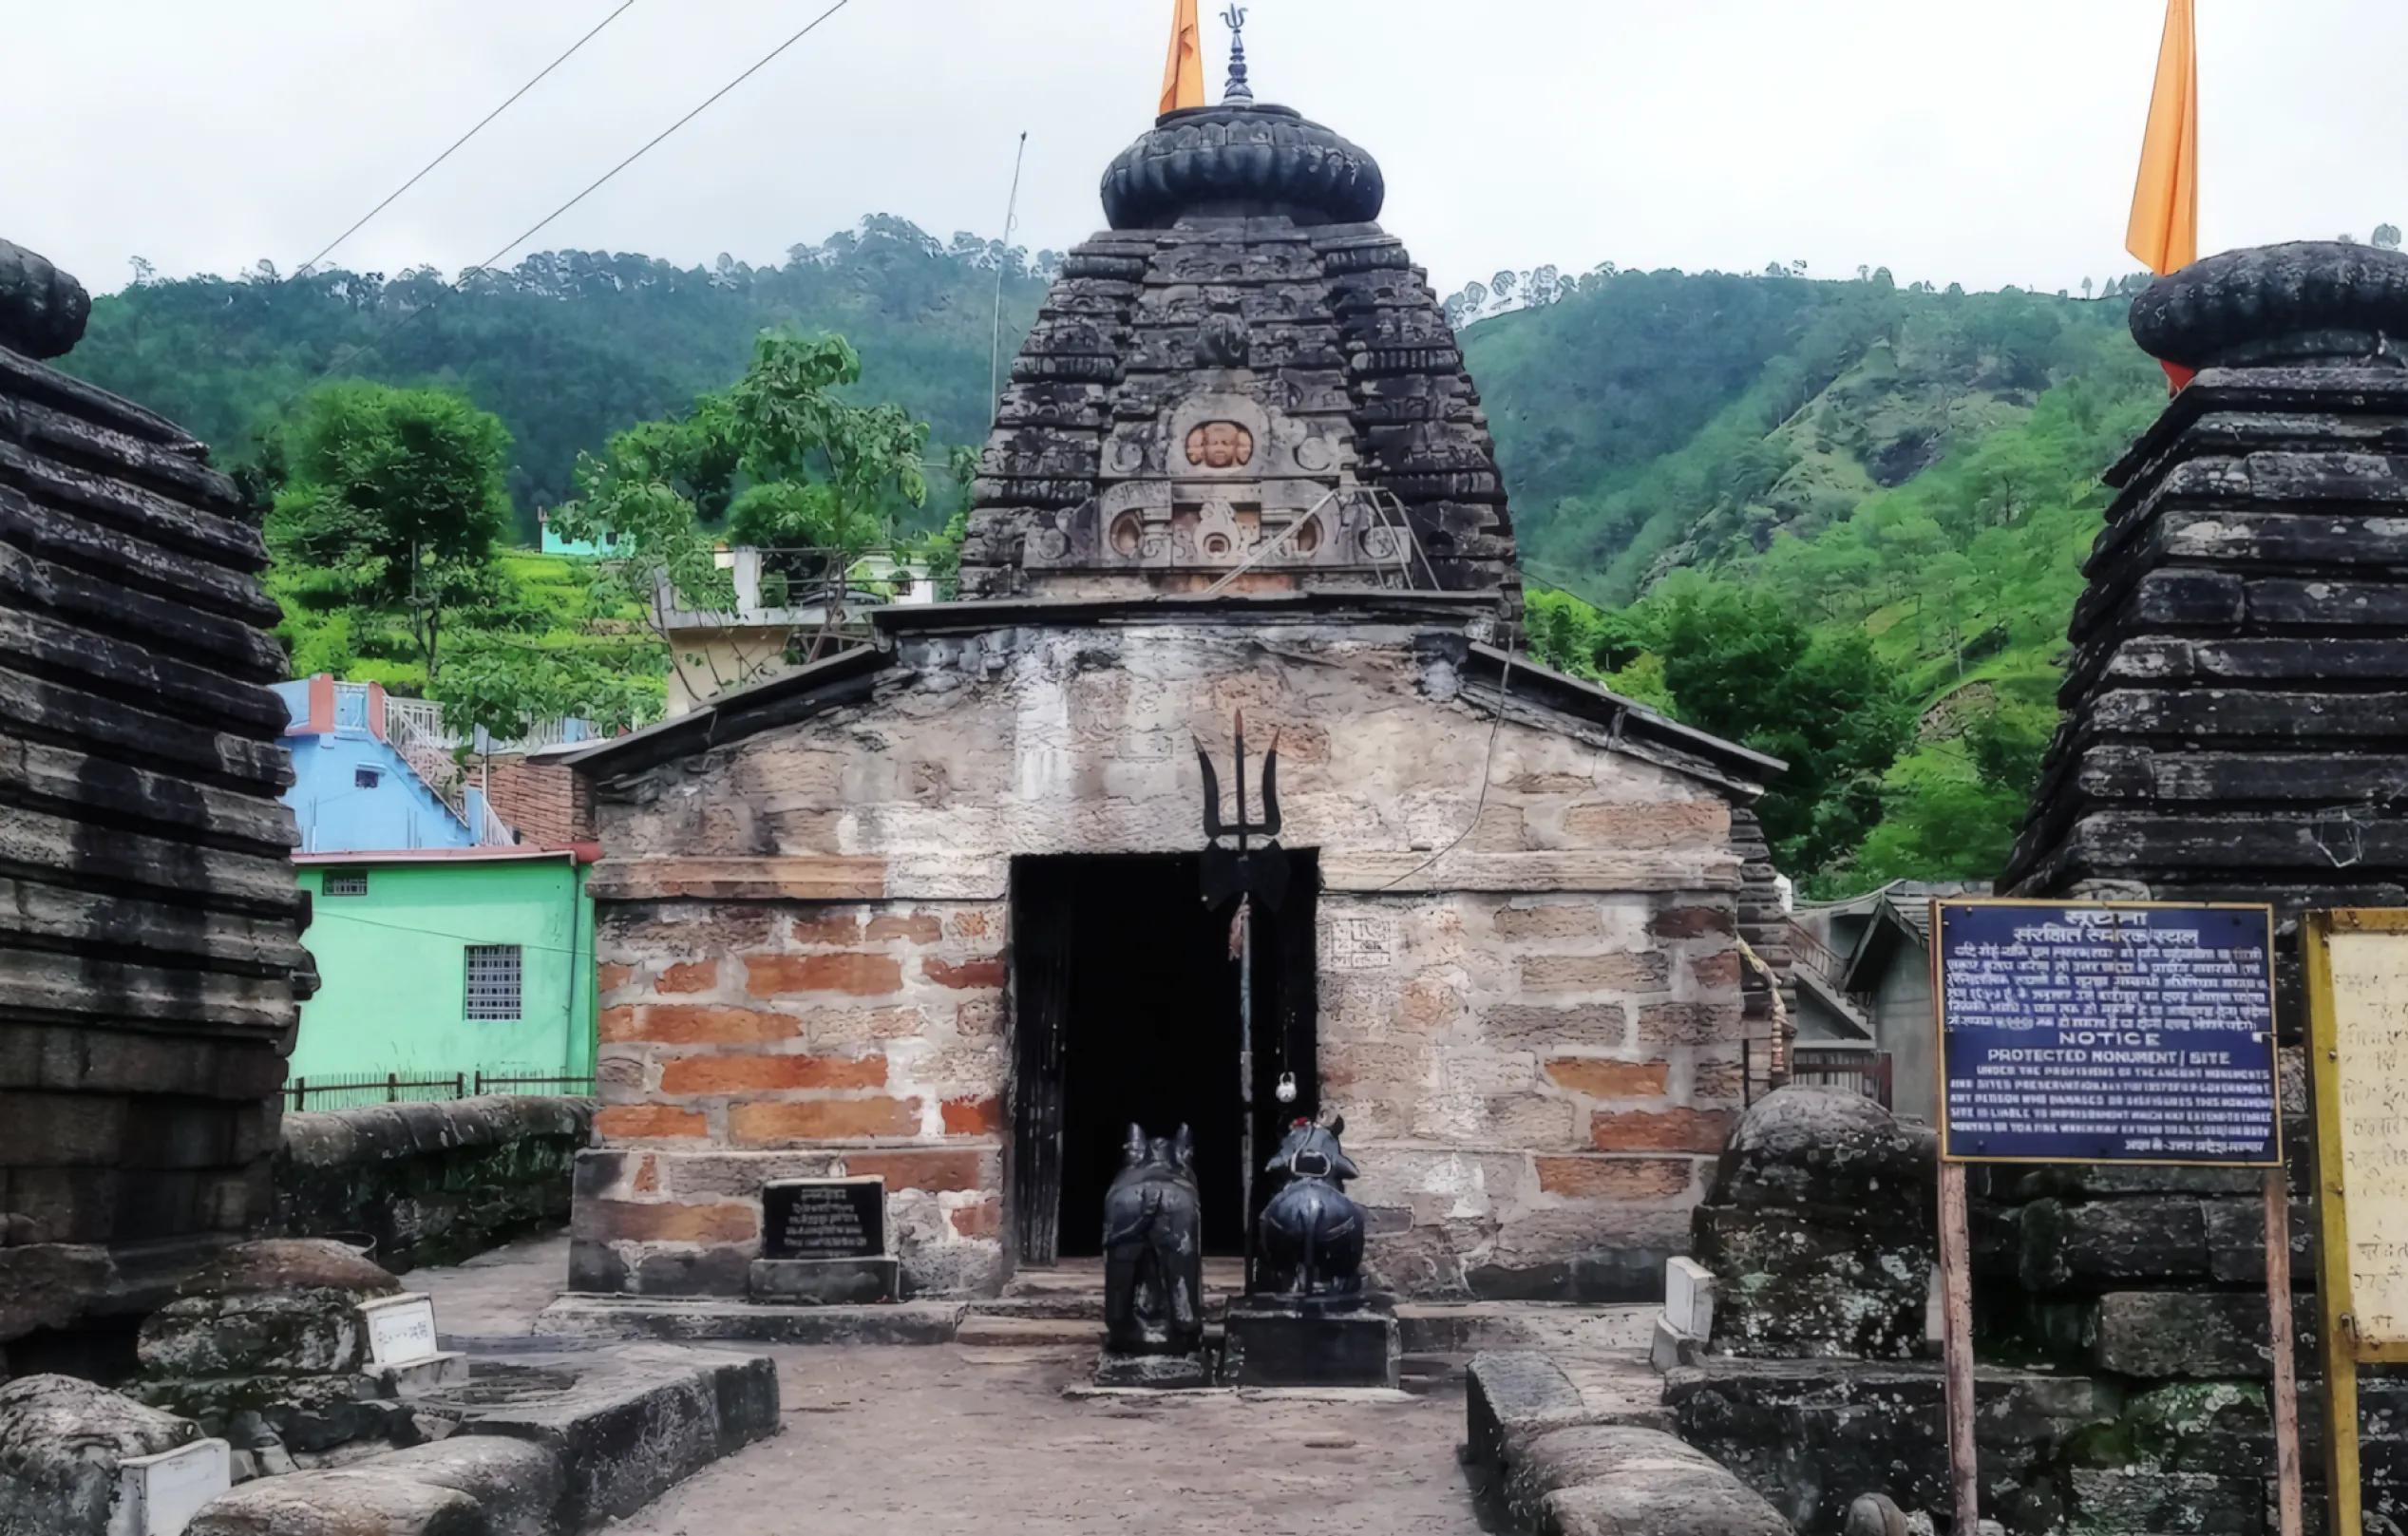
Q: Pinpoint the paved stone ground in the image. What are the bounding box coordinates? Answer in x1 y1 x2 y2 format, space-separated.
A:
410 1231 1654 1533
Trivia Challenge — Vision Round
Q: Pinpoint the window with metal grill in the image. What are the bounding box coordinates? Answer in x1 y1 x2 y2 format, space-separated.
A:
464 944 523 1021
323 871 369 898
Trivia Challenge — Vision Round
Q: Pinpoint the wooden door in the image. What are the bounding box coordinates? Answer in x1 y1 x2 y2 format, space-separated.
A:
1009 860 1073 1266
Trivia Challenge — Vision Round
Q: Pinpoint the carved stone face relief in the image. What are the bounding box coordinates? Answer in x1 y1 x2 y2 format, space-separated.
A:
1185 422 1256 470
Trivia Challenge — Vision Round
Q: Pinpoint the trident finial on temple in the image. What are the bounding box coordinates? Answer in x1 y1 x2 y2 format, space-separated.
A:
1222 6 1253 103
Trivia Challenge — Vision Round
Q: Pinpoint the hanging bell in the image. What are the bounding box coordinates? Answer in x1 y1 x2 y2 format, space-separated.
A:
1274 1071 1299 1105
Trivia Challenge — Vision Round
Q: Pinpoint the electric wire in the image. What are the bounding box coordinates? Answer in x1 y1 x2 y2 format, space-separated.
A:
299 0 860 393
294 0 643 279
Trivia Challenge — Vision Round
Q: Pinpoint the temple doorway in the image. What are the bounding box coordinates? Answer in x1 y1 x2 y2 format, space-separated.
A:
1008 850 1319 1267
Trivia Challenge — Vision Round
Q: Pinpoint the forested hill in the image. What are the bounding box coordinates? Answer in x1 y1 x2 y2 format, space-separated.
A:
1463 266 2160 602
66 217 1053 533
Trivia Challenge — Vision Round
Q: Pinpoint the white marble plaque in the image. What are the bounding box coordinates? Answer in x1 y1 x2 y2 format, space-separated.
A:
2328 928 2408 1347
359 1293 439 1367
118 1438 229 1536
1663 1257 1716 1340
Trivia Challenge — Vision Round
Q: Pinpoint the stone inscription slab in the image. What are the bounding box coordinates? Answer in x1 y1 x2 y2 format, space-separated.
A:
2325 926 2408 1346
763 1177 885 1261
1937 901 2278 1164
359 1294 439 1367
1326 915 1395 973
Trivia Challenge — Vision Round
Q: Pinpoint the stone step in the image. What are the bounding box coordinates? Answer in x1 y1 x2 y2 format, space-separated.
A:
955 1315 1100 1348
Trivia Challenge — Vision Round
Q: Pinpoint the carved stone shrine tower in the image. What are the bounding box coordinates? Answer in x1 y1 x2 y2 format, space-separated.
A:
961 96 1519 610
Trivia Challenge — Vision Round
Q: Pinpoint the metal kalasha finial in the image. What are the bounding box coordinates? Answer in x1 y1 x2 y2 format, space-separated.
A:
1222 5 1253 103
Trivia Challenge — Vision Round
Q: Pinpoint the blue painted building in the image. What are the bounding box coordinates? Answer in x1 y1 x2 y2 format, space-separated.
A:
271 676 501 853
537 507 617 558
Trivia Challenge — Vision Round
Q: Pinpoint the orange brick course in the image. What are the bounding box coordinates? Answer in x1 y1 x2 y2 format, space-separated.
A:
657 1053 888 1094
729 1098 922 1143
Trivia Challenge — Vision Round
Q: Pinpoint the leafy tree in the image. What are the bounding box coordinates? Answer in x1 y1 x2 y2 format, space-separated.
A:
265 382 511 681
2377 223 2403 252
552 331 932 694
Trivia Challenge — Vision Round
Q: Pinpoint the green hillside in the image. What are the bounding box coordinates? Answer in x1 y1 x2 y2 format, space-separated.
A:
67 217 1050 537
1475 268 2169 894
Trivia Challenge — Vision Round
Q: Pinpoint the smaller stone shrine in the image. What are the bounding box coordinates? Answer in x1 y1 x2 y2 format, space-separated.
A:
1096 1124 1208 1388
1223 1116 1397 1389
752 1176 896 1304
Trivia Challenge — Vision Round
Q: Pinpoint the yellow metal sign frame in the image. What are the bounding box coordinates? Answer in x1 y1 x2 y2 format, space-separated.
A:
2306 908 2408 1536
1931 897 2283 1167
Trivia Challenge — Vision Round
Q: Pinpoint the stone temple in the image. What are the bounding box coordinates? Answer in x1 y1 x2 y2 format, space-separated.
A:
559 82 1791 1304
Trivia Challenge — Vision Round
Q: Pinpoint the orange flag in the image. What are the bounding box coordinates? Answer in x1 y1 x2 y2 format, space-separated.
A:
2127 0 2199 389
1160 0 1204 116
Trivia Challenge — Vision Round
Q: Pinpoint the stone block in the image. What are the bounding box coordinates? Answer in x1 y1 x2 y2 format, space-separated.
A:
1634 1002 1745 1047
634 1248 753 1299
356 1438 564 1536
1092 1350 1211 1389
2204 1196 2314 1284
184 1470 486 1535
1542 1058 1670 1097
1691 1206 1928 1359
1535 1156 1696 1200
2093 1291 2317 1379
118 1438 232 1536
1709 1087 1936 1210
2069 1469 2264 1536
575 1200 758 1246
1521 953 1671 994
371 1353 469 1397
451 1346 778 1527
2019 1197 2212 1291
1590 1108 1732 1154
744 953 902 997
838 1147 992 1195
137 1291 373 1378
727 1098 922 1143
655 1053 887 1094
1465 1352 1589 1474
1651 1313 1701 1374
748 1258 898 1304
1220 1301 1397 1389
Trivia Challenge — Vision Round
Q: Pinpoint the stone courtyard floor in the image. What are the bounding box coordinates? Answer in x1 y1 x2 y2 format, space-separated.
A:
414 1231 1651 1534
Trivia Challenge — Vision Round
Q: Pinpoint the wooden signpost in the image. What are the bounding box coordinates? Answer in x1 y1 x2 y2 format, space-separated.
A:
2305 909 2408 1536
1931 899 2293 1536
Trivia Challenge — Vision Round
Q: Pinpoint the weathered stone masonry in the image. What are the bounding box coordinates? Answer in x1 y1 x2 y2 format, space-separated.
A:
566 605 1777 1300
0 239 313 1375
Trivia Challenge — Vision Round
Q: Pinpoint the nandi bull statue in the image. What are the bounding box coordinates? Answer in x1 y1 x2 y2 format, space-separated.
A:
1255 1115 1367 1299
1101 1124 1204 1358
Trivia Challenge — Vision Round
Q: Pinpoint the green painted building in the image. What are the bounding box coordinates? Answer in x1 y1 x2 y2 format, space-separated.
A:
291 849 597 1098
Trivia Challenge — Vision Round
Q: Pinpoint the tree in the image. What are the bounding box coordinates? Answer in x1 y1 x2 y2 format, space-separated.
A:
266 382 512 682
2377 224 2403 252
551 331 931 697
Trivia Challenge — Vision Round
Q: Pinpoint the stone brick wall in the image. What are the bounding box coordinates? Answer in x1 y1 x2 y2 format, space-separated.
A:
575 900 1009 1297
1325 888 1744 1299
570 612 1777 1299
478 750 591 848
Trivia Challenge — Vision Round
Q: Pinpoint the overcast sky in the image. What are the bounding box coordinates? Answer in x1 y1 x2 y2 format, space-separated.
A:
8 1 2403 301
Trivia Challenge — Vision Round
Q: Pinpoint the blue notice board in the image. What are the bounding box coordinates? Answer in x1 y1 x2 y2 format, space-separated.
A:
1935 901 2279 1165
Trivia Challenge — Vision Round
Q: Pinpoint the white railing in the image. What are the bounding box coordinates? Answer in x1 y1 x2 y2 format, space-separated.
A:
472 795 517 848
384 694 445 744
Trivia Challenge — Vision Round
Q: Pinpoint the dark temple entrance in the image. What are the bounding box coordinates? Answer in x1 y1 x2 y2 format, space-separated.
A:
1009 850 1319 1266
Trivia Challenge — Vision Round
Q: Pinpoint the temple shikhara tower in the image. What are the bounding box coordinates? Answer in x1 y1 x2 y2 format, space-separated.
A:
558 69 1788 1310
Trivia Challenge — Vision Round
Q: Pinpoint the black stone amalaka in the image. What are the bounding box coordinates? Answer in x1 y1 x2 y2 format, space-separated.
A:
1099 1124 1204 1360
0 237 90 359
1254 1116 1365 1299
2128 240 2408 370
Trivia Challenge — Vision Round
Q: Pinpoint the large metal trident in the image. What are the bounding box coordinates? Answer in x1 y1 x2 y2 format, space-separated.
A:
1195 709 1284 1291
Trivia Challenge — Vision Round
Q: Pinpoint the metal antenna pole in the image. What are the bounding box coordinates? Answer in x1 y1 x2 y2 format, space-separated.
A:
989 132 1030 410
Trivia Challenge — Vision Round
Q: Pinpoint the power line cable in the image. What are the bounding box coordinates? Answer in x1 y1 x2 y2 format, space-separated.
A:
294 0 643 279
300 0 859 393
